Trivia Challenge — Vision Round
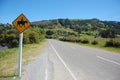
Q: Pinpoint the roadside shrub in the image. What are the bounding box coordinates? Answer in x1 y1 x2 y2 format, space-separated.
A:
59 36 80 42
0 28 45 48
45 35 53 39
11 39 18 48
32 28 45 41
105 39 120 47
5 33 19 48
23 28 45 44
81 39 89 44
46 30 54 35
76 38 81 42
0 29 19 48
105 40 114 47
0 34 6 46
46 30 54 39
28 31 39 43
23 31 30 44
59 37 67 41
66 36 77 42
115 42 120 47
91 40 98 45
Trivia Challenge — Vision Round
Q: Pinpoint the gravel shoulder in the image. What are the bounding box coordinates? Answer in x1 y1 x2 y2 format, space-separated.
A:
21 45 47 80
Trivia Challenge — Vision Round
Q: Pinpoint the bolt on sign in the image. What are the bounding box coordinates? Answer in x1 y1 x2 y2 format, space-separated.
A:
12 13 31 33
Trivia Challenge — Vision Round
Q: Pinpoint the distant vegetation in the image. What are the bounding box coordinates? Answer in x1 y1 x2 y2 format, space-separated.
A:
0 23 45 48
0 18 120 49
31 18 120 48
32 18 120 38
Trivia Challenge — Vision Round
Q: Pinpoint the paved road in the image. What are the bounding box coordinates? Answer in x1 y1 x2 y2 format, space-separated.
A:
22 39 120 80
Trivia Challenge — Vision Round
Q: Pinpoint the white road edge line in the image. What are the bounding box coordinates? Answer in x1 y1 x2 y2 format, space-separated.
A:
97 56 120 66
49 41 78 80
45 45 49 80
45 59 48 80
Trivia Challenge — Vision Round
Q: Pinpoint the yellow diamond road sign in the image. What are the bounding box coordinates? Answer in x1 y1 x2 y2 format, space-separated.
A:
12 14 31 33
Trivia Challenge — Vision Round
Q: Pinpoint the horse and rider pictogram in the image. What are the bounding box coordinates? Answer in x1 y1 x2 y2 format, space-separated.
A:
12 13 31 33
17 17 28 27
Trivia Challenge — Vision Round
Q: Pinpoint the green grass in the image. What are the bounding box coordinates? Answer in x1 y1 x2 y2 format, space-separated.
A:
0 40 47 80
77 36 120 53
78 41 120 53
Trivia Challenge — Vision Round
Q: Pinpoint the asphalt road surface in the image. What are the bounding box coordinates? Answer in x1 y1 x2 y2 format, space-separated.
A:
22 39 120 80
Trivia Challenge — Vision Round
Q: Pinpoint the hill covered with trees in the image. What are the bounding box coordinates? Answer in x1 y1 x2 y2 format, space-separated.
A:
32 18 120 38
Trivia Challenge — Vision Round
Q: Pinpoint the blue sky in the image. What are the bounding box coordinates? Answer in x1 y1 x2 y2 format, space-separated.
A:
0 0 120 24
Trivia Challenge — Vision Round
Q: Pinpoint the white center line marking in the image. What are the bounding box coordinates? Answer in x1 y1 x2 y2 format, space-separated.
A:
97 56 120 66
49 41 78 80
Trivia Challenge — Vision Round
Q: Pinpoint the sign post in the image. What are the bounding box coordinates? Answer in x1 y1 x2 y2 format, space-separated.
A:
12 13 31 77
18 32 23 77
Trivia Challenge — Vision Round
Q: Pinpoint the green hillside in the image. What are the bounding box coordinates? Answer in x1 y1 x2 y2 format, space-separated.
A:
31 18 120 49
32 18 120 38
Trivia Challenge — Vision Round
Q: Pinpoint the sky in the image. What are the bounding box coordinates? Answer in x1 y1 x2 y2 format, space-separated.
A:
0 0 120 24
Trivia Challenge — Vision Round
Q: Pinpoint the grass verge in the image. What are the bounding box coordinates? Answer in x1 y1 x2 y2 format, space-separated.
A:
77 41 120 53
61 35 120 53
74 37 120 53
0 40 47 80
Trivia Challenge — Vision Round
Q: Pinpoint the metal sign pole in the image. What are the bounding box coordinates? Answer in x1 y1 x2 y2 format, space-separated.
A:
18 32 23 77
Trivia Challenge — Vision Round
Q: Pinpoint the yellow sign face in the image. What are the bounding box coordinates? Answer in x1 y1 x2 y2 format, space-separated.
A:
12 14 31 33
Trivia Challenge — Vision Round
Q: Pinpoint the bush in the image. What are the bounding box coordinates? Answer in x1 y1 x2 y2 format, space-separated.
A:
105 39 120 47
105 40 114 47
0 29 19 48
23 28 45 44
91 40 98 45
0 34 6 46
29 31 39 43
24 30 39 44
32 28 45 41
65 36 77 42
0 28 45 48
81 39 89 44
11 39 18 47
23 32 29 44
45 35 53 39
46 30 54 37
5 33 19 48
76 38 81 42
59 36 80 42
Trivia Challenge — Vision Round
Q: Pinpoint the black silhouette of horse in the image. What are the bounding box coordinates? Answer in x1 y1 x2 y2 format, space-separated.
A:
17 17 27 27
